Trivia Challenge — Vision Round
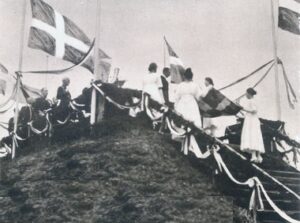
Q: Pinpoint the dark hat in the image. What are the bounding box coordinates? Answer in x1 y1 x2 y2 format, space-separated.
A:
246 88 257 96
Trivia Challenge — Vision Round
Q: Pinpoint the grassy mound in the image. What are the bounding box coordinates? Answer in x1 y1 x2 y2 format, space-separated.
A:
0 116 251 223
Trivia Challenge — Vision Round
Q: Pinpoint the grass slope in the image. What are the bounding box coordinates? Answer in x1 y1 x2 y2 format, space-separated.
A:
0 117 251 223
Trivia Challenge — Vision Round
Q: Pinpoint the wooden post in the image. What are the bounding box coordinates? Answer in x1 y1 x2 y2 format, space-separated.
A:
270 0 282 120
12 0 27 159
90 0 105 127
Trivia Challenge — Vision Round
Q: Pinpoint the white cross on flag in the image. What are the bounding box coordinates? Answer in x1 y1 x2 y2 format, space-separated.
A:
28 0 111 78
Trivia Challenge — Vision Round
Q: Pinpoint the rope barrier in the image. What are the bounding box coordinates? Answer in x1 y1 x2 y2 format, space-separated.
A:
280 63 298 109
235 62 275 101
92 82 142 110
28 115 50 135
218 59 274 91
144 94 164 121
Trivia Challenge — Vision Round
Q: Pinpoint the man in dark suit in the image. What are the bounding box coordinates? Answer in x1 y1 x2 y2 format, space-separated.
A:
159 67 171 134
161 67 170 106
32 88 51 116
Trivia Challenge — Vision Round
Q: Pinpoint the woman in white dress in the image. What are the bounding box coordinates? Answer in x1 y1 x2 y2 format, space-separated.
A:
174 68 202 129
142 63 164 104
240 88 265 163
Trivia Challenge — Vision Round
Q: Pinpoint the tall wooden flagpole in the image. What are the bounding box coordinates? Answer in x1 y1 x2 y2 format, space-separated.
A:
45 55 49 88
12 0 27 159
270 0 282 120
163 37 166 67
90 0 101 126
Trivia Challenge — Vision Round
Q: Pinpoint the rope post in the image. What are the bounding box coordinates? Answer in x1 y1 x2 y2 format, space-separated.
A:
90 0 102 134
12 74 21 159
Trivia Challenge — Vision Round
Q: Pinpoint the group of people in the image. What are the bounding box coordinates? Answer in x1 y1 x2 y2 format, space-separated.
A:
8 77 73 133
6 66 265 164
142 62 265 163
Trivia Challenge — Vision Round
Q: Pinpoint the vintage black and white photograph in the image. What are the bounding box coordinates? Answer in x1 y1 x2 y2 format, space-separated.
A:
0 0 299 222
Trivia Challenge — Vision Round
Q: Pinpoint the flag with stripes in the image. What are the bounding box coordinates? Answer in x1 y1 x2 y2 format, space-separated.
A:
28 0 111 78
198 88 242 117
164 37 185 83
278 0 300 35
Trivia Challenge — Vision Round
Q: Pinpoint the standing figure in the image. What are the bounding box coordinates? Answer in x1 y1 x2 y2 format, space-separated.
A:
142 63 164 104
240 88 265 163
54 77 71 120
57 77 71 105
32 88 52 116
174 68 202 129
201 77 216 136
161 67 170 105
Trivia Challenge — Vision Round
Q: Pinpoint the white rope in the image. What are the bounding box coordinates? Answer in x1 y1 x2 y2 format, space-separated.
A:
183 134 211 159
144 95 164 121
166 117 186 137
56 114 70 125
166 117 211 159
92 83 142 110
29 117 49 135
0 142 11 158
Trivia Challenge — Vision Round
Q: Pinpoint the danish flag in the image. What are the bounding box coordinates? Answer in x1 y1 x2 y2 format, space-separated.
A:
28 0 111 78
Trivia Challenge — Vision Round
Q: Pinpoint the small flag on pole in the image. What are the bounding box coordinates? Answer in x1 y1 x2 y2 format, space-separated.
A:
28 0 111 78
164 37 185 83
278 0 300 35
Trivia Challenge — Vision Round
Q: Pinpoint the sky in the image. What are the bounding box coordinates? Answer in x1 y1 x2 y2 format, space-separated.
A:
0 0 299 139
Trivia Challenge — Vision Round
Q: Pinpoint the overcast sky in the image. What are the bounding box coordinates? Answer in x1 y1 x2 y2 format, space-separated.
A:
0 0 299 138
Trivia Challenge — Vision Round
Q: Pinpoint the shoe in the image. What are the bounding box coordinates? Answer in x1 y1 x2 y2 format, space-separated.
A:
257 156 263 163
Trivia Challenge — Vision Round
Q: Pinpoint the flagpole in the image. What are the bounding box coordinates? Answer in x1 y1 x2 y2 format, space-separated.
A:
90 0 101 126
12 0 27 159
270 0 282 120
163 36 166 67
45 55 49 88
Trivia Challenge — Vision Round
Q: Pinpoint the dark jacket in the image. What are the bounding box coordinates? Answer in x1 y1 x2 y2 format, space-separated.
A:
161 75 169 104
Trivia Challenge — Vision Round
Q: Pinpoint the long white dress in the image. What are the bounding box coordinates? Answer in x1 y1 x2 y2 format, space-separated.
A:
142 72 164 104
240 98 265 153
174 81 202 129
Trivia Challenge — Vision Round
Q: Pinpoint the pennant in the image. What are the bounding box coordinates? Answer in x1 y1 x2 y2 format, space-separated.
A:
28 0 111 78
164 37 185 83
